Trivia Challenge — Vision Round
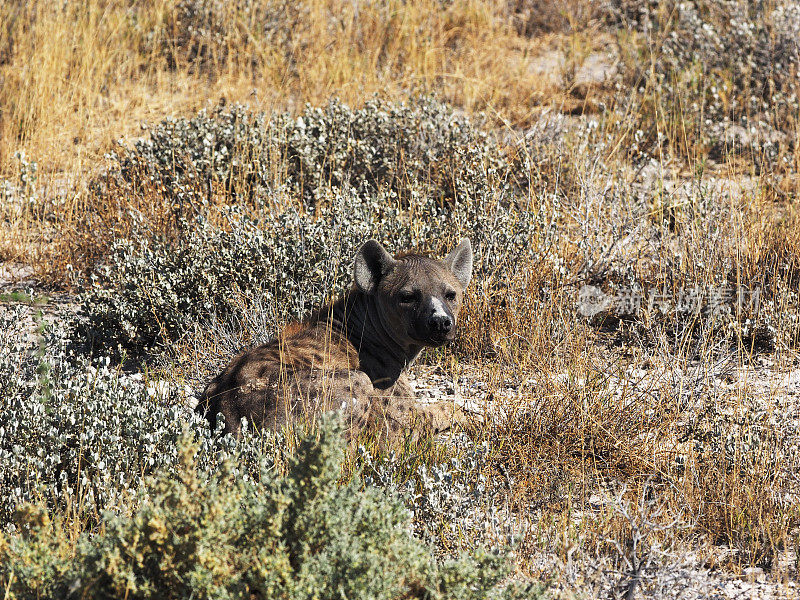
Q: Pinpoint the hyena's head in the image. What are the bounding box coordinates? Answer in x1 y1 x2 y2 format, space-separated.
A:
353 238 473 347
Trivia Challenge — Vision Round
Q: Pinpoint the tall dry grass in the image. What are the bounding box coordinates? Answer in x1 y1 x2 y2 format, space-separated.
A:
0 0 577 175
0 0 599 269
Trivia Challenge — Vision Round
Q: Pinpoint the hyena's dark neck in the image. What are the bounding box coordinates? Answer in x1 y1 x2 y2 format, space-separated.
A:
312 289 422 389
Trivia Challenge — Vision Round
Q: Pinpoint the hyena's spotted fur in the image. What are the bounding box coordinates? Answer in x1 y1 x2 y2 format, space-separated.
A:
198 238 473 445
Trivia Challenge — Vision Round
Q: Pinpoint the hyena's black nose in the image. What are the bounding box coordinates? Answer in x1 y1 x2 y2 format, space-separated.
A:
428 314 453 334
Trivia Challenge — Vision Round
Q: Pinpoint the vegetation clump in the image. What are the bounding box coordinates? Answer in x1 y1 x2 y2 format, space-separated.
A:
0 421 535 600
614 0 800 163
107 97 504 210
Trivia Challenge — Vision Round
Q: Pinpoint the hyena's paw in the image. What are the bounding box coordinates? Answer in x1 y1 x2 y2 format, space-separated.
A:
348 397 470 447
414 401 470 435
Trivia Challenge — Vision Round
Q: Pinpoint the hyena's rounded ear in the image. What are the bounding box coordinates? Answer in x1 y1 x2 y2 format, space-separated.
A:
354 240 396 293
445 238 473 288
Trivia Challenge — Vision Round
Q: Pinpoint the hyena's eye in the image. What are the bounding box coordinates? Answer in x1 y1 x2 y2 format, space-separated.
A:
399 290 417 305
444 290 457 302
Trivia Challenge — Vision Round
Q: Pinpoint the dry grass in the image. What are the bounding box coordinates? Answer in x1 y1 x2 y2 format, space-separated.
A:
0 0 579 173
0 0 601 272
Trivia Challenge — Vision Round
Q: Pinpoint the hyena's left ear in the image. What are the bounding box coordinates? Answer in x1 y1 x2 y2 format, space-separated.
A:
354 240 396 294
445 238 473 288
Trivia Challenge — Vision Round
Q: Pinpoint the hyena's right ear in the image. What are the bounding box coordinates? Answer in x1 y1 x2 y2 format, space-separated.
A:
445 238 473 289
354 240 396 293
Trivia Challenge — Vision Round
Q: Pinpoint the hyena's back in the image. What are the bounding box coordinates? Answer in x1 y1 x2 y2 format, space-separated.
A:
199 322 369 434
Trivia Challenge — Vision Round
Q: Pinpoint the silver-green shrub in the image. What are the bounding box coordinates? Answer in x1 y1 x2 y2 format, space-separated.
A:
108 97 507 207
77 95 796 363
0 421 540 600
78 97 546 359
72 183 543 359
0 309 182 523
72 195 390 358
0 309 281 526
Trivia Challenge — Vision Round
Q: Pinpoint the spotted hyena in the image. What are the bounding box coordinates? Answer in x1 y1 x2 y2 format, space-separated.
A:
197 238 473 444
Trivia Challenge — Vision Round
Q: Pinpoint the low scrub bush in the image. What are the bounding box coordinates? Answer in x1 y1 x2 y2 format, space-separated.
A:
0 308 276 525
614 0 800 163
0 420 538 600
71 196 398 359
69 97 517 279
106 97 506 211
72 185 544 361
65 98 549 362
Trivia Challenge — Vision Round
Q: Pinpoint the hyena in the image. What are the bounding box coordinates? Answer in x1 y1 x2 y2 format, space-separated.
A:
197 238 473 444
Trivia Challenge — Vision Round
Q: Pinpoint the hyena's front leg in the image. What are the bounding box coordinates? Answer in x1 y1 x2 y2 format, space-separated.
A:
349 375 468 446
388 373 469 435
290 369 467 445
350 396 467 446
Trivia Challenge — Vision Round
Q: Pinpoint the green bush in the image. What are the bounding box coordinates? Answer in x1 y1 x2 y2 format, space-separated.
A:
0 421 540 600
